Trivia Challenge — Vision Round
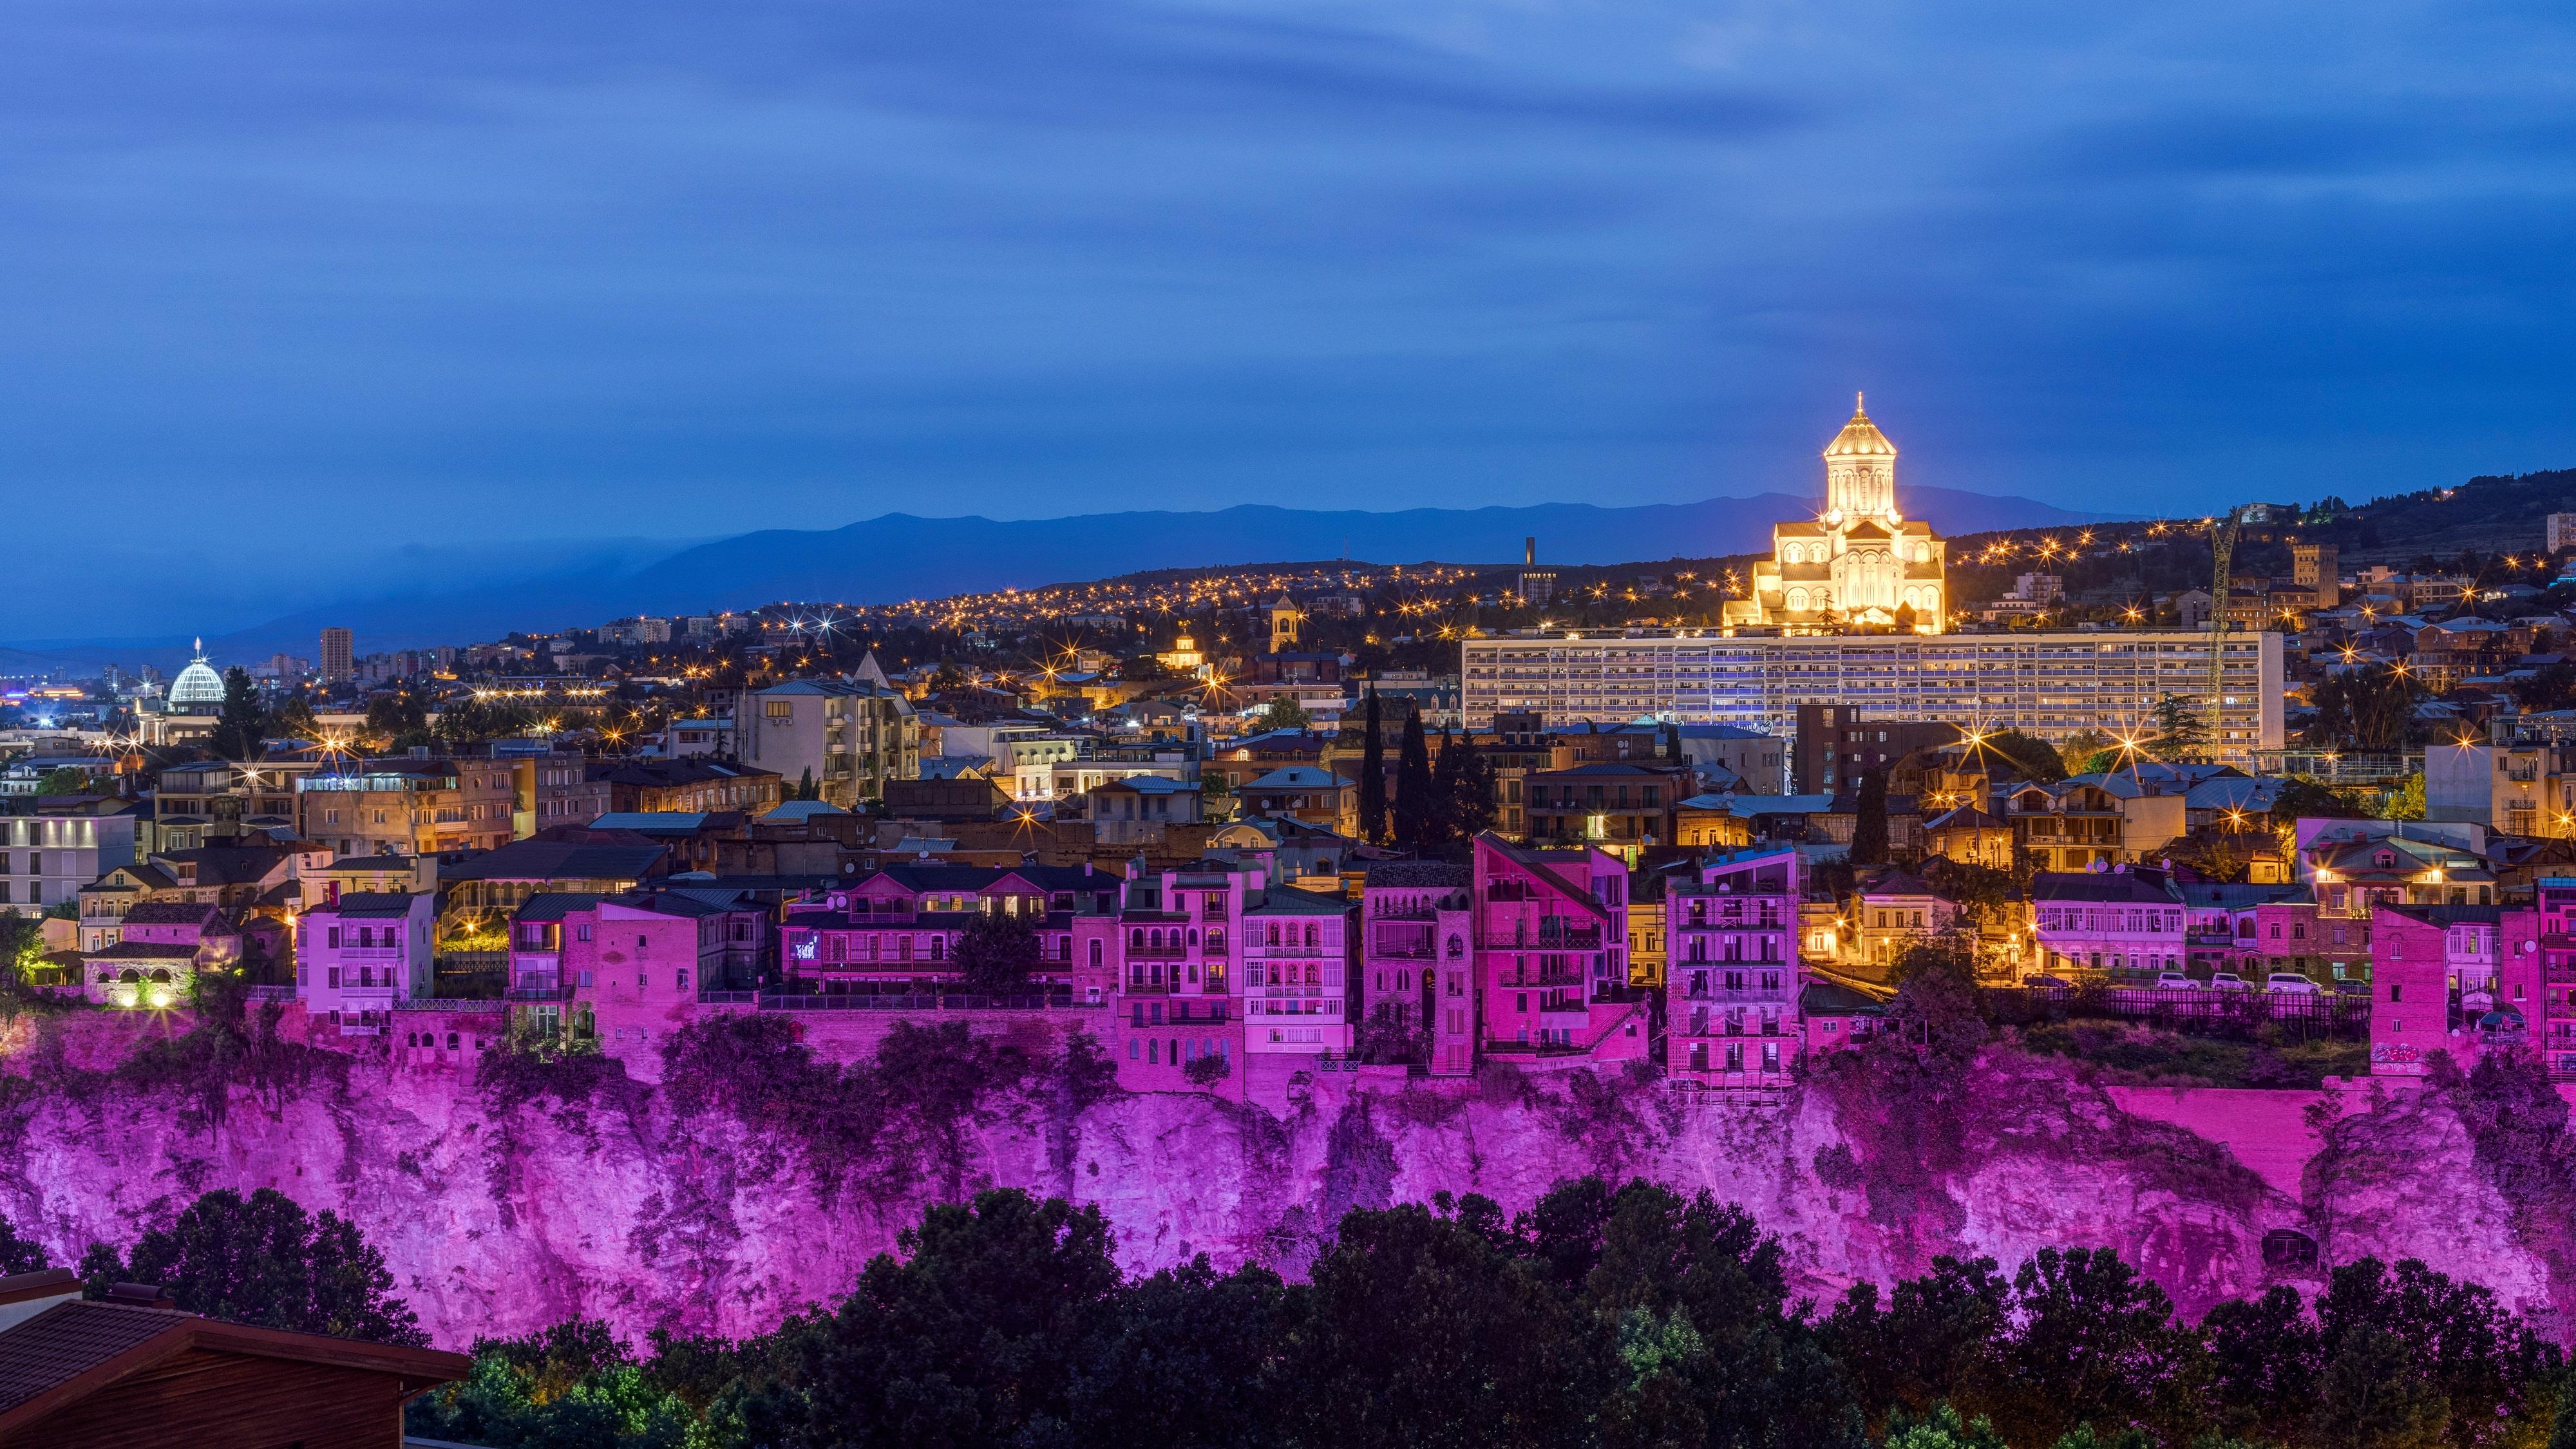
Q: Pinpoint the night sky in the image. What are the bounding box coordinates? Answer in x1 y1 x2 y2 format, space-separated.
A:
5 0 2572 638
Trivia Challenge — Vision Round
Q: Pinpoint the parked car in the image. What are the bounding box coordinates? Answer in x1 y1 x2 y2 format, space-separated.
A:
2026 974 2073 990
2207 972 2253 992
2333 978 2373 996
2265 974 2322 995
2152 971 2200 990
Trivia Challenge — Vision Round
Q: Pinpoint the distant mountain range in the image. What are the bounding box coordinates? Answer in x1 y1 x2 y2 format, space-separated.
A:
14 488 2122 670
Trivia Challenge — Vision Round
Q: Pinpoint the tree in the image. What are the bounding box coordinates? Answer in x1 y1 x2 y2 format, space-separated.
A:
1895 602 1921 634
929 659 969 692
0 1213 44 1274
1287 1200 1597 1449
1393 710 1434 850
953 911 1043 997
765 1189 1124 1447
2384 773 2428 822
1448 739 1497 840
1428 729 1469 850
1258 696 1311 731
795 766 817 800
1851 771 1890 866
1358 690 1388 844
270 692 323 742
2147 694 2210 762
87 1187 426 1345
2054 729 2116 779
363 689 431 749
1980 730 2067 785
34 764 95 797
211 665 269 759
1182 1052 1231 1086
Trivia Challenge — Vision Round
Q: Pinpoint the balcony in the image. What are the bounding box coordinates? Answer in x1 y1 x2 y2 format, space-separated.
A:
506 985 573 1002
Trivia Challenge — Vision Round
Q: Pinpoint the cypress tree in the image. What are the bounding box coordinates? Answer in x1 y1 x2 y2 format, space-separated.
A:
1851 770 1890 866
1392 710 1433 850
1429 729 1464 850
1357 690 1388 844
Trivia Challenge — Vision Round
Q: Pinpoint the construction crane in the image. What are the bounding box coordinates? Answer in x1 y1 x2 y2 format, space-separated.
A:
2205 506 2248 762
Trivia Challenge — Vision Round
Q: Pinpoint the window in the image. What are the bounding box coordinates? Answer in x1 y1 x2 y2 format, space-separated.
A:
677 969 690 991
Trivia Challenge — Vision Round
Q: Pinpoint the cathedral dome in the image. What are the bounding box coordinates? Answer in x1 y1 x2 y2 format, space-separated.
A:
1823 393 1897 458
167 638 226 710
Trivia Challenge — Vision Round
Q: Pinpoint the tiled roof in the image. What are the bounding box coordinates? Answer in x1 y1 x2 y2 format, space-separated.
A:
310 891 419 919
515 892 606 922
1363 861 1472 888
118 901 220 925
0 1301 192 1417
442 838 663 884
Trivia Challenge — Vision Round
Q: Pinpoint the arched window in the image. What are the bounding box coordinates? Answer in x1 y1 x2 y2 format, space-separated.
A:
1130 929 1144 951
1788 589 1807 610
1208 928 1224 952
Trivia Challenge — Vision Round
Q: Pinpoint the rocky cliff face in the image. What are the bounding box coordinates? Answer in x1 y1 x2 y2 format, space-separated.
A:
1 1010 2559 1348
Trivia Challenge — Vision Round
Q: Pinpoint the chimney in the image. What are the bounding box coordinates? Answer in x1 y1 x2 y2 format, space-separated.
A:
104 1282 178 1309
0 1269 82 1334
1525 537 1537 566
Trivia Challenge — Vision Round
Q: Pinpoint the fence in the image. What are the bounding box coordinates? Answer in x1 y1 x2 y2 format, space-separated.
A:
1985 983 2368 1040
748 991 1097 1012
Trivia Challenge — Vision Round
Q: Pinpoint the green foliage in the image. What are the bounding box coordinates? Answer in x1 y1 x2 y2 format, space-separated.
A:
211 665 268 759
2383 773 2428 821
34 764 98 796
1356 690 1388 844
2309 665 2423 752
1257 696 1311 730
2148 694 2209 762
0 1212 44 1274
83 1187 426 1345
1392 710 1435 850
402 1177 2570 1449
1182 1050 1233 1085
950 910 1041 996
1852 770 1891 865
2018 1020 2367 1088
1982 730 2068 785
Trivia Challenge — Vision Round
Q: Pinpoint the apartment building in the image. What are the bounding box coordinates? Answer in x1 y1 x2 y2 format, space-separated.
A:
298 892 435 1034
0 810 138 912
1358 861 1472 1048
1461 630 2285 766
1468 835 1647 1075
1665 846 1799 1089
295 757 515 857
734 677 920 807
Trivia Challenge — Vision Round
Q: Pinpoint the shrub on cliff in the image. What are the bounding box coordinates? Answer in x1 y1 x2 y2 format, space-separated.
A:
80 1186 426 1345
0 1212 44 1274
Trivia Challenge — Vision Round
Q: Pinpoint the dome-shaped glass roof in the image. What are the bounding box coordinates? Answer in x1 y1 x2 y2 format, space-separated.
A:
169 638 227 709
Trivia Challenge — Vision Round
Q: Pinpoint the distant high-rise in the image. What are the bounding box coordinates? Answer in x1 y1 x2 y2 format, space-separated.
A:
319 627 354 685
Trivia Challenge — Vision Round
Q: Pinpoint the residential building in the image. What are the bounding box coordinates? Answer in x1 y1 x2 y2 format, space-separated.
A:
780 864 1118 992
1088 775 1206 844
1674 724 1787 795
1794 706 1960 795
1665 846 1799 1089
1358 861 1472 1051
1922 804 2014 871
1461 631 2286 768
319 626 355 685
1469 834 1647 1074
1239 767 1356 837
2372 903 2541 1077
661 717 734 758
0 811 137 913
1522 763 1689 851
2006 779 2125 873
734 677 920 806
587 759 782 817
1848 869 1956 973
298 892 435 1035
294 757 515 857
2030 867 2186 978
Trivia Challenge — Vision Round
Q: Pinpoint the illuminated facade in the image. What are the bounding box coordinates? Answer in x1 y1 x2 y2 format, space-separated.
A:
1722 397 1947 634
1459 630 2286 767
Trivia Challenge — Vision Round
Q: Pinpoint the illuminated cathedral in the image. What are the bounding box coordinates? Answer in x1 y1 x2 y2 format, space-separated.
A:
1721 396 1947 634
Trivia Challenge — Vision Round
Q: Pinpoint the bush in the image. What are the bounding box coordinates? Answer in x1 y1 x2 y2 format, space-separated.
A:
1184 1052 1233 1086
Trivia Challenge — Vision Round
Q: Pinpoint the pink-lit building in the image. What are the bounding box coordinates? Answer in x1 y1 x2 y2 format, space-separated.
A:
1101 858 1354 1095
2370 903 2540 1077
777 864 1124 994
1357 862 1472 1057
1469 835 1647 1073
297 891 433 1035
1665 846 1800 1089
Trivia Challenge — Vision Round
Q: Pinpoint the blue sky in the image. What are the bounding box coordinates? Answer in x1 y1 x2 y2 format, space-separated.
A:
4 0 2573 638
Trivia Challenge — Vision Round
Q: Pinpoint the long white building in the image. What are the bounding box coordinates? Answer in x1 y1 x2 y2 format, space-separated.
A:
1460 629 2284 765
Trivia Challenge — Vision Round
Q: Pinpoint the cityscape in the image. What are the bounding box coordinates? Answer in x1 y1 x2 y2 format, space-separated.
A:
6 2 2576 1446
